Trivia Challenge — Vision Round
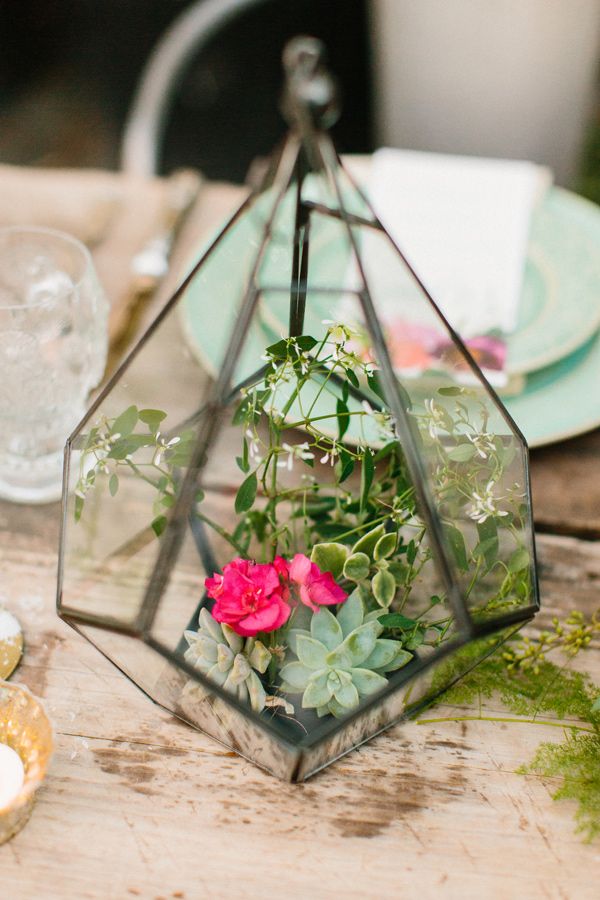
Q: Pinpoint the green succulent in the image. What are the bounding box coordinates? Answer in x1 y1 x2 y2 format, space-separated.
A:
311 524 405 609
279 592 412 718
184 608 271 712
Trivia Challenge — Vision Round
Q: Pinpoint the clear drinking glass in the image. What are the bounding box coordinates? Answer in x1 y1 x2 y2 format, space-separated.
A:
0 226 108 503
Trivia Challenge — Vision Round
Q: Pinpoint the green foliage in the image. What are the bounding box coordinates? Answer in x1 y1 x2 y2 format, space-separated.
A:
184 608 273 713
310 542 348 580
427 611 600 842
280 593 412 717
522 730 600 843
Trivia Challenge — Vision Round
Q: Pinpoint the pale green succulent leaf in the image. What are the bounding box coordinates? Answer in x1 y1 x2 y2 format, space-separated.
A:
236 680 249 704
350 667 388 696
310 542 349 579
362 638 401 670
296 634 328 669
372 569 396 607
196 636 219 662
326 621 381 669
221 623 244 653
378 648 413 673
328 696 353 718
343 552 371 582
279 661 312 691
303 672 334 708
207 663 228 687
199 608 223 642
216 643 234 671
287 628 311 655
229 653 251 684
337 591 364 637
248 639 271 674
333 681 360 709
310 608 343 650
246 670 267 712
364 608 386 623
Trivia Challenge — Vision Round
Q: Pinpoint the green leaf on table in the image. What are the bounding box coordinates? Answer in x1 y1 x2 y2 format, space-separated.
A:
110 405 138 437
235 472 258 514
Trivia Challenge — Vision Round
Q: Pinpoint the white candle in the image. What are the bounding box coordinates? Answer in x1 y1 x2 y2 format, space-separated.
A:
0 743 25 810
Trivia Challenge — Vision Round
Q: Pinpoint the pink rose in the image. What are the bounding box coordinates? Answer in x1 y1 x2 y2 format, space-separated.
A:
288 553 347 612
205 558 290 637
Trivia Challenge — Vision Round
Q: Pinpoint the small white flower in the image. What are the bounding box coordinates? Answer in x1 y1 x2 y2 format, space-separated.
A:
277 441 315 471
424 398 446 440
320 445 338 466
245 429 262 462
467 431 496 460
468 480 509 523
152 433 181 467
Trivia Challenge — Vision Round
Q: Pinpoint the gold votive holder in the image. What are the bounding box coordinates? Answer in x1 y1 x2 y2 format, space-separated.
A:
0 681 53 845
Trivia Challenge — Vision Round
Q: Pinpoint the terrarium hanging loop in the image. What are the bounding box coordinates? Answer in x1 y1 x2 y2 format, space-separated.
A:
280 36 340 141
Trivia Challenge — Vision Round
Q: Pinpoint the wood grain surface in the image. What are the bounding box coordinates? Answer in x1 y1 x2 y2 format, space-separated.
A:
1 179 600 899
0 515 599 899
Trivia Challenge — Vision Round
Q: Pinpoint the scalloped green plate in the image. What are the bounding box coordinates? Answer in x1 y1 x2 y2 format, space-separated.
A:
508 187 600 375
180 186 600 448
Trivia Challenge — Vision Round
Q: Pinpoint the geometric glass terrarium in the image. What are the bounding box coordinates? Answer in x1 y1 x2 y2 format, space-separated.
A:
57 39 539 781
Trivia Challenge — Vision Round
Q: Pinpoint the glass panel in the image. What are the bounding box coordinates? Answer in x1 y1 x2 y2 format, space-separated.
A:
143 285 459 750
343 221 538 626
58 144 537 781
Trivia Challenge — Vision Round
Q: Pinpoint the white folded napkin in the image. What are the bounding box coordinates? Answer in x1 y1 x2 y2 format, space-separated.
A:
368 148 552 338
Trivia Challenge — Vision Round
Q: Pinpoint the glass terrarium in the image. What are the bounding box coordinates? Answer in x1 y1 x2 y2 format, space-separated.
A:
57 39 539 781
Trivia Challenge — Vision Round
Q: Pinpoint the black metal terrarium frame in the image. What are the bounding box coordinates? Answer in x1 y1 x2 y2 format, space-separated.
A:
57 38 539 781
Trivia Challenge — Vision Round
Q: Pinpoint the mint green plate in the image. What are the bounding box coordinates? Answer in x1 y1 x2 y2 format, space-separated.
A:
180 186 600 448
505 332 600 447
508 187 600 375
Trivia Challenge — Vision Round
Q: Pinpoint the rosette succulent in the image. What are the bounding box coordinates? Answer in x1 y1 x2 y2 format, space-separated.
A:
279 593 412 717
184 608 272 712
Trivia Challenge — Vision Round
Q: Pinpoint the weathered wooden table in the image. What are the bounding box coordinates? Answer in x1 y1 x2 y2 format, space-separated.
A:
1 182 599 899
